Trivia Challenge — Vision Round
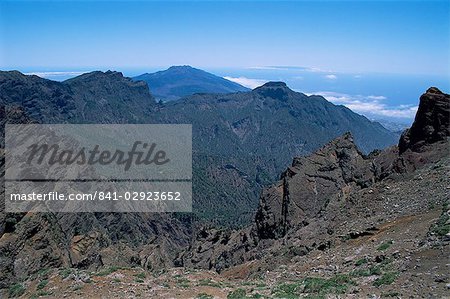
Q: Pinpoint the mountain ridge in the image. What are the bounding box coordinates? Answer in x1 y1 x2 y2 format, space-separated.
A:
0 70 398 226
180 88 449 298
0 70 448 296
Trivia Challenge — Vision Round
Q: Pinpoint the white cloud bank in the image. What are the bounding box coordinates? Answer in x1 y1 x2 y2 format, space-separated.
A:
247 66 336 73
224 76 268 89
25 71 86 78
325 74 338 80
308 91 418 119
246 66 291 71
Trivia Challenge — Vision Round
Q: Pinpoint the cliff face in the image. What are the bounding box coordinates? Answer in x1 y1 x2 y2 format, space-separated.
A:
255 132 375 239
399 87 450 154
65 71 156 123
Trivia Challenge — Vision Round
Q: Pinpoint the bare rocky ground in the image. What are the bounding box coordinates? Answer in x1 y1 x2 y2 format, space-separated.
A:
3 156 449 298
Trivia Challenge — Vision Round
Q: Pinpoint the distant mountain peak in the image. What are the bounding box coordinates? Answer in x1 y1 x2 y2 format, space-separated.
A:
168 65 194 70
165 65 199 74
257 81 288 89
133 66 249 101
64 70 150 90
253 81 293 101
67 70 125 81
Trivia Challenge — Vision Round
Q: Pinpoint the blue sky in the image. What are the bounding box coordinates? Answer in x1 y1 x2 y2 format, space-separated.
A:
1 0 449 75
0 1 449 124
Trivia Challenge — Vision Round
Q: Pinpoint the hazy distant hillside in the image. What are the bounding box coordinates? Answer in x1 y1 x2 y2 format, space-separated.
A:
159 81 397 157
373 118 411 133
133 65 249 101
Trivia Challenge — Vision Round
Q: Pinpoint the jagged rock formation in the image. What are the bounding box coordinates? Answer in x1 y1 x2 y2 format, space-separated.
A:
394 88 450 173
0 212 191 288
399 87 450 154
255 132 375 239
183 87 450 276
256 87 450 241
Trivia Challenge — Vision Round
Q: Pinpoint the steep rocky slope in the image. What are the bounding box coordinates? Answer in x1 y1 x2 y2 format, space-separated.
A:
179 87 449 297
0 70 156 124
0 110 191 290
0 73 440 298
158 82 399 224
0 71 398 226
1 87 446 298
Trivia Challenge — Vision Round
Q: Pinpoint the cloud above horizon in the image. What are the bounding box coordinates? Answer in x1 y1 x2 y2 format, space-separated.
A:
325 74 338 80
308 91 418 119
224 76 268 89
247 66 336 73
25 71 86 78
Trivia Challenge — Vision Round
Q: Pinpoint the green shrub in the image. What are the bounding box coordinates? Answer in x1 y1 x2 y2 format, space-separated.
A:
373 272 398 287
303 275 353 295
8 283 25 298
351 265 382 277
37 290 53 296
37 279 48 290
176 277 190 288
196 293 214 299
355 258 368 266
134 272 146 279
228 288 247 299
377 240 393 251
198 278 222 287
37 268 50 277
96 266 121 276
272 282 302 299
432 205 450 236
59 268 73 279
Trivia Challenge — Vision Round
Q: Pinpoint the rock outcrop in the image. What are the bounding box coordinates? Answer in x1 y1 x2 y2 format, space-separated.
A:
255 87 449 241
399 87 449 154
184 87 450 274
255 132 375 239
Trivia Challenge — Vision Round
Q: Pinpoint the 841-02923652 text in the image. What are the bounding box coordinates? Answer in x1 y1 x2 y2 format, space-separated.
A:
9 191 183 202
